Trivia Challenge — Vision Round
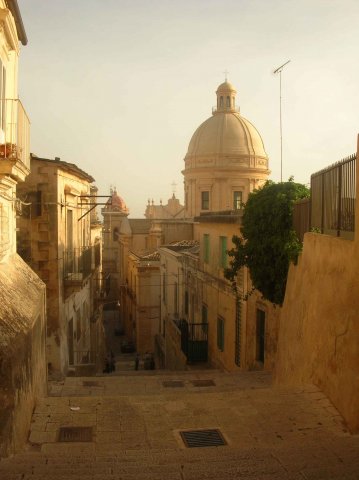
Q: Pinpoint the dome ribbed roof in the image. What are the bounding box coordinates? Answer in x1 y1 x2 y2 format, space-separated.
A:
186 112 267 159
105 191 129 214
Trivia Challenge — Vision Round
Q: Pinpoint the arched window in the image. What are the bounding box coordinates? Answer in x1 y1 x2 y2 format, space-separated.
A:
226 96 230 107
113 227 119 241
219 96 224 107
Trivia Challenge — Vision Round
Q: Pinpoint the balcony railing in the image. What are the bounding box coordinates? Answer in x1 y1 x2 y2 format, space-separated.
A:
0 99 30 169
64 246 93 281
293 153 356 241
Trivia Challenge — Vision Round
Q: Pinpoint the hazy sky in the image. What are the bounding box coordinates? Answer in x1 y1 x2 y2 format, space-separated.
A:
19 0 359 217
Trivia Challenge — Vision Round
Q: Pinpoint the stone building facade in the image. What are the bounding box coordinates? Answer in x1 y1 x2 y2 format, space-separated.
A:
0 1 47 457
17 155 104 377
157 80 279 372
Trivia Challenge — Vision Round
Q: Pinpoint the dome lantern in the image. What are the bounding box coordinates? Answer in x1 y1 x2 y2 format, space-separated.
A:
215 80 238 113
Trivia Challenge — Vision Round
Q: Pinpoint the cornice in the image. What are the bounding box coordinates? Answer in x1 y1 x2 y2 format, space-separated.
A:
0 9 19 53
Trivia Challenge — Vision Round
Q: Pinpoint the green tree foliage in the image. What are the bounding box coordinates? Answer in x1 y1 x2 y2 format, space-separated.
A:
224 180 310 305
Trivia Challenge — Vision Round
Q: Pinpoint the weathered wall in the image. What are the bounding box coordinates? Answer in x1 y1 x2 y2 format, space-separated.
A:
165 318 187 370
275 233 359 432
245 289 281 371
0 254 46 457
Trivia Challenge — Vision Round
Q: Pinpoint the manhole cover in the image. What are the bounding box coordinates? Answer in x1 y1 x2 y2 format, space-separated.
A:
82 381 102 387
191 379 215 387
163 380 184 388
58 427 93 442
180 429 226 448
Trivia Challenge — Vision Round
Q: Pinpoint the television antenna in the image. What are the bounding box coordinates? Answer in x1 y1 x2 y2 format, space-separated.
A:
273 60 291 182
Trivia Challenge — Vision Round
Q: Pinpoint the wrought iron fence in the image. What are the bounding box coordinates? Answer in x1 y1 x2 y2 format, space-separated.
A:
64 246 93 280
0 99 30 169
293 154 356 241
179 319 208 363
311 153 356 239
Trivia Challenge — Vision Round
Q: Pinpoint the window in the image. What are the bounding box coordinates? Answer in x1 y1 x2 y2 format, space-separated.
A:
233 191 242 210
185 291 189 315
217 316 225 351
219 236 227 268
232 97 235 108
113 227 119 241
201 191 209 210
201 304 208 333
162 272 166 304
174 282 178 314
219 96 223 107
203 234 210 264
256 309 266 363
226 96 230 107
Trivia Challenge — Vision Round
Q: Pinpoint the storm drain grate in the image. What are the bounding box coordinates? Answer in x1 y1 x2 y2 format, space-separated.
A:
58 427 93 442
162 380 184 388
180 429 226 448
82 381 102 387
191 379 216 387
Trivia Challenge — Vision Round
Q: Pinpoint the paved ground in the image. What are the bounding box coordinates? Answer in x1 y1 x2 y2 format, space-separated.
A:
0 370 358 479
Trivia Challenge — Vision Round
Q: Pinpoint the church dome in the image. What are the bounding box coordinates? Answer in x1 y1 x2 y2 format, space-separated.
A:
186 113 267 159
185 80 268 161
105 189 129 214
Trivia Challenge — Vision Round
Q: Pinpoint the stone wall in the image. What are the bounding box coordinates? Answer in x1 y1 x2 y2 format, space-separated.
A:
0 255 46 457
275 233 359 432
165 318 187 370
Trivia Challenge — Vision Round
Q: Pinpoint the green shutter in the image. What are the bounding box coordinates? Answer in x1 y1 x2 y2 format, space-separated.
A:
220 236 227 268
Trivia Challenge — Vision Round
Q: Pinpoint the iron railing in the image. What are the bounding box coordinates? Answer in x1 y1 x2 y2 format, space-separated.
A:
311 153 356 239
64 246 93 281
0 99 30 169
293 154 356 241
179 319 208 363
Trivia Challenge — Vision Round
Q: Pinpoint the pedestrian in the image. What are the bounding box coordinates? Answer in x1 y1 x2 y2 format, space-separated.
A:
135 353 139 370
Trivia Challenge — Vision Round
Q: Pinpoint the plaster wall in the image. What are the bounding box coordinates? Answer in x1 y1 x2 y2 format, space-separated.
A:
165 318 187 370
0 255 46 457
245 289 280 371
275 232 359 432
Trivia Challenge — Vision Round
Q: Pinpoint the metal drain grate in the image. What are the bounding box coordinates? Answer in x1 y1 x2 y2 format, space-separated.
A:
58 427 93 442
82 381 102 387
191 379 215 387
162 380 184 388
180 429 226 448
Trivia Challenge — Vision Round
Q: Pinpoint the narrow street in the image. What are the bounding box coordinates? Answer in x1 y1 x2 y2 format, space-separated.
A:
0 371 358 479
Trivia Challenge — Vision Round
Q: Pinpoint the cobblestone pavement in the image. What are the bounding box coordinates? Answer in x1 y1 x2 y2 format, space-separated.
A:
1 371 358 479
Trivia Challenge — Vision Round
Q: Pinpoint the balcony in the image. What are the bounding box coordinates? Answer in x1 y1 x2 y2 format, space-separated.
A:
64 246 100 295
0 99 30 182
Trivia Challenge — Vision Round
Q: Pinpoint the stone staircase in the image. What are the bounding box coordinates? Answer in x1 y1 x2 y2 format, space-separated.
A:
0 371 358 479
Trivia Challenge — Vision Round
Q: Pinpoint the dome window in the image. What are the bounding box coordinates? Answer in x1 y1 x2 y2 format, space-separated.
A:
233 191 242 210
226 96 230 107
219 96 224 108
201 191 209 210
